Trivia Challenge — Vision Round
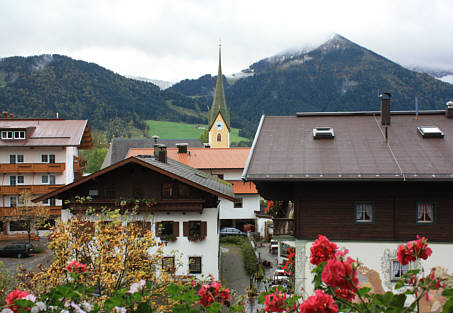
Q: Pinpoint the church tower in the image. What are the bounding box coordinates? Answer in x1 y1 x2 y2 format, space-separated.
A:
208 44 230 148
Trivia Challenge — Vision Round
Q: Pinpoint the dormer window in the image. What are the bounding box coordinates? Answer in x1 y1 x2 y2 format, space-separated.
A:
417 126 444 138
1 130 25 140
313 127 334 139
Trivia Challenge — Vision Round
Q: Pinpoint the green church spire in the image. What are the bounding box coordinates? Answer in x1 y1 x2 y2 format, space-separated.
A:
208 43 230 130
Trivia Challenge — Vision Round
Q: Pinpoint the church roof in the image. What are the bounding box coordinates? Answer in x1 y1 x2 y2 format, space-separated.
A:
208 46 230 131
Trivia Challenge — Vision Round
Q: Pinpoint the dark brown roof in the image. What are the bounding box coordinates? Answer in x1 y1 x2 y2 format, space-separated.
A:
0 119 92 148
243 111 453 181
34 156 235 202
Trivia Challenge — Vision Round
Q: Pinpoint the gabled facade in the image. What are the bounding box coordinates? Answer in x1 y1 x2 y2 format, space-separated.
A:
243 98 453 302
208 45 230 148
35 149 235 279
128 147 260 231
0 114 92 237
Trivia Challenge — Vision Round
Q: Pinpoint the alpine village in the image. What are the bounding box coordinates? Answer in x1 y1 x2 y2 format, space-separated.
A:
1 34 453 313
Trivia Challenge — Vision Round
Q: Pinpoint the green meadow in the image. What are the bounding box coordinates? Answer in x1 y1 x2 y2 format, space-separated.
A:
146 120 249 143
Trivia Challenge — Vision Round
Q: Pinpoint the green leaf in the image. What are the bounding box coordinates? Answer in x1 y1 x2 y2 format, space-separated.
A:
394 280 405 289
357 287 371 296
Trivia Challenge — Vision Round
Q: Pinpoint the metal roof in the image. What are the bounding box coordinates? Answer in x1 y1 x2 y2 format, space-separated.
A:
0 119 91 148
243 111 453 181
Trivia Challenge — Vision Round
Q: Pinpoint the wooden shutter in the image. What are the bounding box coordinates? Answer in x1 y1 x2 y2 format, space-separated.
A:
201 221 207 238
173 222 179 237
183 222 189 236
155 222 161 236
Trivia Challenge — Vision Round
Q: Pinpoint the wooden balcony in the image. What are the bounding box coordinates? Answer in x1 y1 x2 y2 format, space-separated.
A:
73 156 87 173
0 185 64 195
0 163 65 173
273 218 295 236
0 206 61 217
68 199 206 213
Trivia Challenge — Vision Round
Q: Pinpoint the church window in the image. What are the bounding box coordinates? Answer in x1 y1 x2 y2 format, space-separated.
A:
217 134 222 142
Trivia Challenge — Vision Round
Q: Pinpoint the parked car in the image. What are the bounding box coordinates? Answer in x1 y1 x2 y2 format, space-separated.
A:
220 227 247 237
0 242 34 258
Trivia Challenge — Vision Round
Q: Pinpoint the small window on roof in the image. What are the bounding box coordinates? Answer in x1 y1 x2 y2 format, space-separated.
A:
417 126 444 138
313 127 334 139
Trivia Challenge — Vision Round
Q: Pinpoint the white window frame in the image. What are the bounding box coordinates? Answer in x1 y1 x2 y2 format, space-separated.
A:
1 131 13 140
9 154 24 164
13 130 26 139
355 202 374 223
41 154 56 163
417 202 435 224
391 260 410 281
41 175 56 185
9 175 24 185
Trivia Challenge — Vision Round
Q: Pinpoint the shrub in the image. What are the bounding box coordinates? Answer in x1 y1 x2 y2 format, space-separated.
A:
0 261 12 305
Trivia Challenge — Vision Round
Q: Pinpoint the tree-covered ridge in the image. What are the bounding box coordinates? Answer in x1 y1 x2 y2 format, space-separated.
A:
170 35 453 138
0 54 205 139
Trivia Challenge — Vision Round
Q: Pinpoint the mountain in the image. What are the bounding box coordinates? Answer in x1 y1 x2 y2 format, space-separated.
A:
169 34 453 138
126 75 175 90
0 55 205 139
407 65 453 84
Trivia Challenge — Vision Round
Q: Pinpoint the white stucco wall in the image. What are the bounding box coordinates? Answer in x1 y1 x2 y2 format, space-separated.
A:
219 194 260 220
296 240 453 298
208 169 242 181
0 147 66 164
60 206 220 280
256 216 272 237
65 146 77 183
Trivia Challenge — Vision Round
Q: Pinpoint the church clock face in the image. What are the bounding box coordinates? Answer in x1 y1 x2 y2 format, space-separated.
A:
215 121 224 130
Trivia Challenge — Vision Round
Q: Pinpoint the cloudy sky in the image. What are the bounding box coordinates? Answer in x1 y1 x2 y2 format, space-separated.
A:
1 0 452 82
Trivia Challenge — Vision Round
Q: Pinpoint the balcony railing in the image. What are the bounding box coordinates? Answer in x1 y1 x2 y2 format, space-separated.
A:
273 218 295 236
68 199 206 213
0 206 61 217
0 185 64 195
0 163 65 173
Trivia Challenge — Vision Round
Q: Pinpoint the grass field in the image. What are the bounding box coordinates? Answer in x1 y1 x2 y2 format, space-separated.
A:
146 120 249 143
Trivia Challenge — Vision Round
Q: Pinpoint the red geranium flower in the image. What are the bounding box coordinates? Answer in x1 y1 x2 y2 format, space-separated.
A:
6 290 30 313
322 253 358 291
64 260 87 274
264 289 289 313
397 236 432 265
334 288 356 301
310 235 339 265
198 280 230 307
299 289 338 313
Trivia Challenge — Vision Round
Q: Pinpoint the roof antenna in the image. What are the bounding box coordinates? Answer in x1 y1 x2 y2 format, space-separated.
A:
415 96 419 120
385 126 388 144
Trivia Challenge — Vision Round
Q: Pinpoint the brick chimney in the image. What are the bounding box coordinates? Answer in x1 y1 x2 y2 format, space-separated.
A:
379 92 391 125
446 100 453 118
2 111 7 118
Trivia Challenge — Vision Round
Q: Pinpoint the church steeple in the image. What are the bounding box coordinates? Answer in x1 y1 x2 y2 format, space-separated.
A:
208 43 230 131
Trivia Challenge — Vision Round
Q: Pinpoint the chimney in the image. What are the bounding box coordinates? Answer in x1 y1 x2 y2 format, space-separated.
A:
176 143 188 154
156 144 167 163
2 111 7 118
152 135 159 144
446 100 453 118
203 143 211 148
379 92 391 125
9 113 13 118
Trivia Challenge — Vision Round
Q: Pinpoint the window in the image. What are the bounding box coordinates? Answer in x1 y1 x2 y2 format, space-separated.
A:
189 221 201 236
1 131 13 139
417 202 435 224
217 134 222 142
41 154 56 163
9 175 24 186
391 260 409 281
417 126 444 138
42 198 56 206
216 174 224 180
9 154 24 164
9 196 17 207
157 221 179 241
162 257 175 273
162 183 173 198
189 257 202 274
355 202 374 223
184 221 206 241
234 198 243 208
104 184 116 199
159 221 175 236
14 131 25 139
9 220 27 231
37 219 56 230
128 221 151 237
178 184 191 198
41 175 56 184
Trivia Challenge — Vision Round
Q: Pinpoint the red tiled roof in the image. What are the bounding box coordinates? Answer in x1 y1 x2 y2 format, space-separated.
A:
230 180 258 194
128 147 251 169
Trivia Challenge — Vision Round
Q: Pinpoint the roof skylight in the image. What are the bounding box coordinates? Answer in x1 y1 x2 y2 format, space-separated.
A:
313 127 335 139
417 126 444 138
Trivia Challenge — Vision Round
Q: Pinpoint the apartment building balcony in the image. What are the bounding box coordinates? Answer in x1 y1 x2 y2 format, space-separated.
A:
273 218 295 237
0 185 64 195
0 206 61 217
0 163 65 173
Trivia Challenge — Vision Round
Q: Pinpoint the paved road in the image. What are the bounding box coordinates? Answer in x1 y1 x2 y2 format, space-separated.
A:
0 239 53 280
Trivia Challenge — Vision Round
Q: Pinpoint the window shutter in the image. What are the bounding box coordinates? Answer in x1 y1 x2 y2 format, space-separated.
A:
155 222 161 236
183 222 189 236
201 221 207 238
173 222 179 237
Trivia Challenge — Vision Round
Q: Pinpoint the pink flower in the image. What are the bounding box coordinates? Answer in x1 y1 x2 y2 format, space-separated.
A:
299 290 338 313
5 290 30 313
397 236 432 265
310 235 339 265
264 290 289 313
64 260 87 274
322 253 358 291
